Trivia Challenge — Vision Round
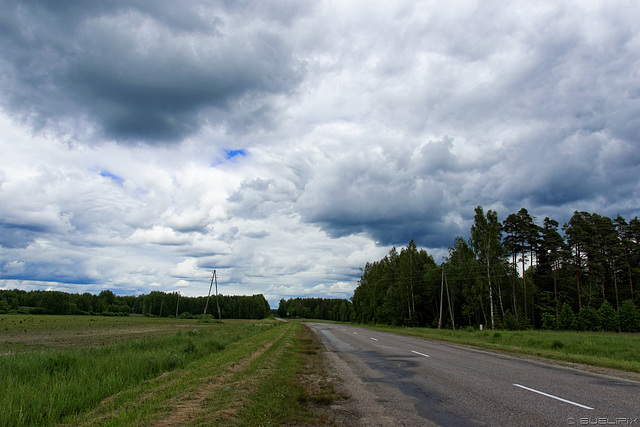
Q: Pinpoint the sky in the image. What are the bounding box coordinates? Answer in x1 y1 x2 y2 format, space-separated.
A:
1 0 639 309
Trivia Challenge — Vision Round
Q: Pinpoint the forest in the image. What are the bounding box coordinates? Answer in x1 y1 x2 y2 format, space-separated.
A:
276 297 354 322
0 289 271 319
352 207 640 332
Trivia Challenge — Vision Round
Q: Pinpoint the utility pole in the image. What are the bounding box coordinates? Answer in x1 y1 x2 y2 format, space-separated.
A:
214 270 221 321
444 265 455 330
439 265 456 330
203 271 214 319
175 292 180 318
438 266 444 329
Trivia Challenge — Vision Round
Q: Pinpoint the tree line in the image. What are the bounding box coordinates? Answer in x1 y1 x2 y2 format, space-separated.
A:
352 207 640 332
0 289 271 320
276 297 354 322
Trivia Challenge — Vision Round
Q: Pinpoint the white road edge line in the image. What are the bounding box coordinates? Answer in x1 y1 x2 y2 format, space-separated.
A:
370 337 378 341
411 350 430 358
513 384 594 410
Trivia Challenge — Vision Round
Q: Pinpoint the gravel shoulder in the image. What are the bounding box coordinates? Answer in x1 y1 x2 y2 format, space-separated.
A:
308 324 438 427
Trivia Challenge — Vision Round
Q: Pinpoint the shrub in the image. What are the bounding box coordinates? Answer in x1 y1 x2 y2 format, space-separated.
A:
558 304 576 330
598 300 619 332
577 306 602 331
619 300 640 332
541 312 557 330
502 310 520 330
519 317 532 330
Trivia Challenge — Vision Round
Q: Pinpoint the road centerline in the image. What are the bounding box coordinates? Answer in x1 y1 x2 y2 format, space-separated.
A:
411 350 430 358
512 384 594 410
370 337 378 341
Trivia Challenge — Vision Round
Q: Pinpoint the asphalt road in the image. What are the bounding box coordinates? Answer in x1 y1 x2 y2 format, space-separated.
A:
307 323 640 426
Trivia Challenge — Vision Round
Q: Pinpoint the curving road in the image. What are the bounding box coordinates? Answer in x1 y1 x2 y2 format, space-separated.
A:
307 323 640 426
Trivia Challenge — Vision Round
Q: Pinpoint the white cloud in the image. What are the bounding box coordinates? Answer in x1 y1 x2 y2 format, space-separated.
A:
169 258 201 278
173 280 191 288
128 226 191 246
1 0 639 307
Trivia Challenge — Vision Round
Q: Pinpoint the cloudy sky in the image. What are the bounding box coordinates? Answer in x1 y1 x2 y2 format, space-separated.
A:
1 1 639 308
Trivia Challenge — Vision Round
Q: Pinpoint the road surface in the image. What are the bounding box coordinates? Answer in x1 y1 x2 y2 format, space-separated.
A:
307 323 640 426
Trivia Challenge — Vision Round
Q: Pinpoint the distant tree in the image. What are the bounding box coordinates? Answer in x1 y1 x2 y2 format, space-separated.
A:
576 306 602 331
619 300 640 332
558 303 576 330
77 292 93 313
615 216 639 302
446 236 481 327
502 212 523 318
277 299 287 317
564 212 592 309
598 300 619 332
469 206 503 330
539 217 567 319
42 291 71 315
536 291 557 330
540 312 557 330
0 298 10 314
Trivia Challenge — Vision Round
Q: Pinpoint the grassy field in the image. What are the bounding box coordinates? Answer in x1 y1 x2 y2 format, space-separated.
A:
4 315 638 426
0 315 338 426
358 324 640 373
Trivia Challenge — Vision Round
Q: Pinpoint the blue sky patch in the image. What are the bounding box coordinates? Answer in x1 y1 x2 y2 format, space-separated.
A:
224 149 246 159
99 170 124 185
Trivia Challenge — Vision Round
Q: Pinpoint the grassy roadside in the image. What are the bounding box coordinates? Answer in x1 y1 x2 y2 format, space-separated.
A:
0 315 342 426
352 323 640 374
71 321 338 426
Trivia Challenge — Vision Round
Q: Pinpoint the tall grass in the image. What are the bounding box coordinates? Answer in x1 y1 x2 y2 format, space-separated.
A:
0 320 278 427
67 321 331 426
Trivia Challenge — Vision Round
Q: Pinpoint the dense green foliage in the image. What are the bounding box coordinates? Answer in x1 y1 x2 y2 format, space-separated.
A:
0 289 270 319
352 207 640 331
276 297 354 321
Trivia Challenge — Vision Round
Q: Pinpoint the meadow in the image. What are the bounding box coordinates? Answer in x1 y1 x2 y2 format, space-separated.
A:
0 315 335 426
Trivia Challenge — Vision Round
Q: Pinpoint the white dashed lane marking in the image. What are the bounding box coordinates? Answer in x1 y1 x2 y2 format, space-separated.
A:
513 384 594 410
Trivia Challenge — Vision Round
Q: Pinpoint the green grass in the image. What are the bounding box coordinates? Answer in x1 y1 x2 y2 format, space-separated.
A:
0 316 280 426
0 315 337 426
0 314 207 351
357 324 640 373
69 321 333 426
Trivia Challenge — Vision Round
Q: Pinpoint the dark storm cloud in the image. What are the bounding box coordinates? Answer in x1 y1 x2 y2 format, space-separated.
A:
0 261 97 285
0 0 306 143
0 224 44 249
295 137 468 248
